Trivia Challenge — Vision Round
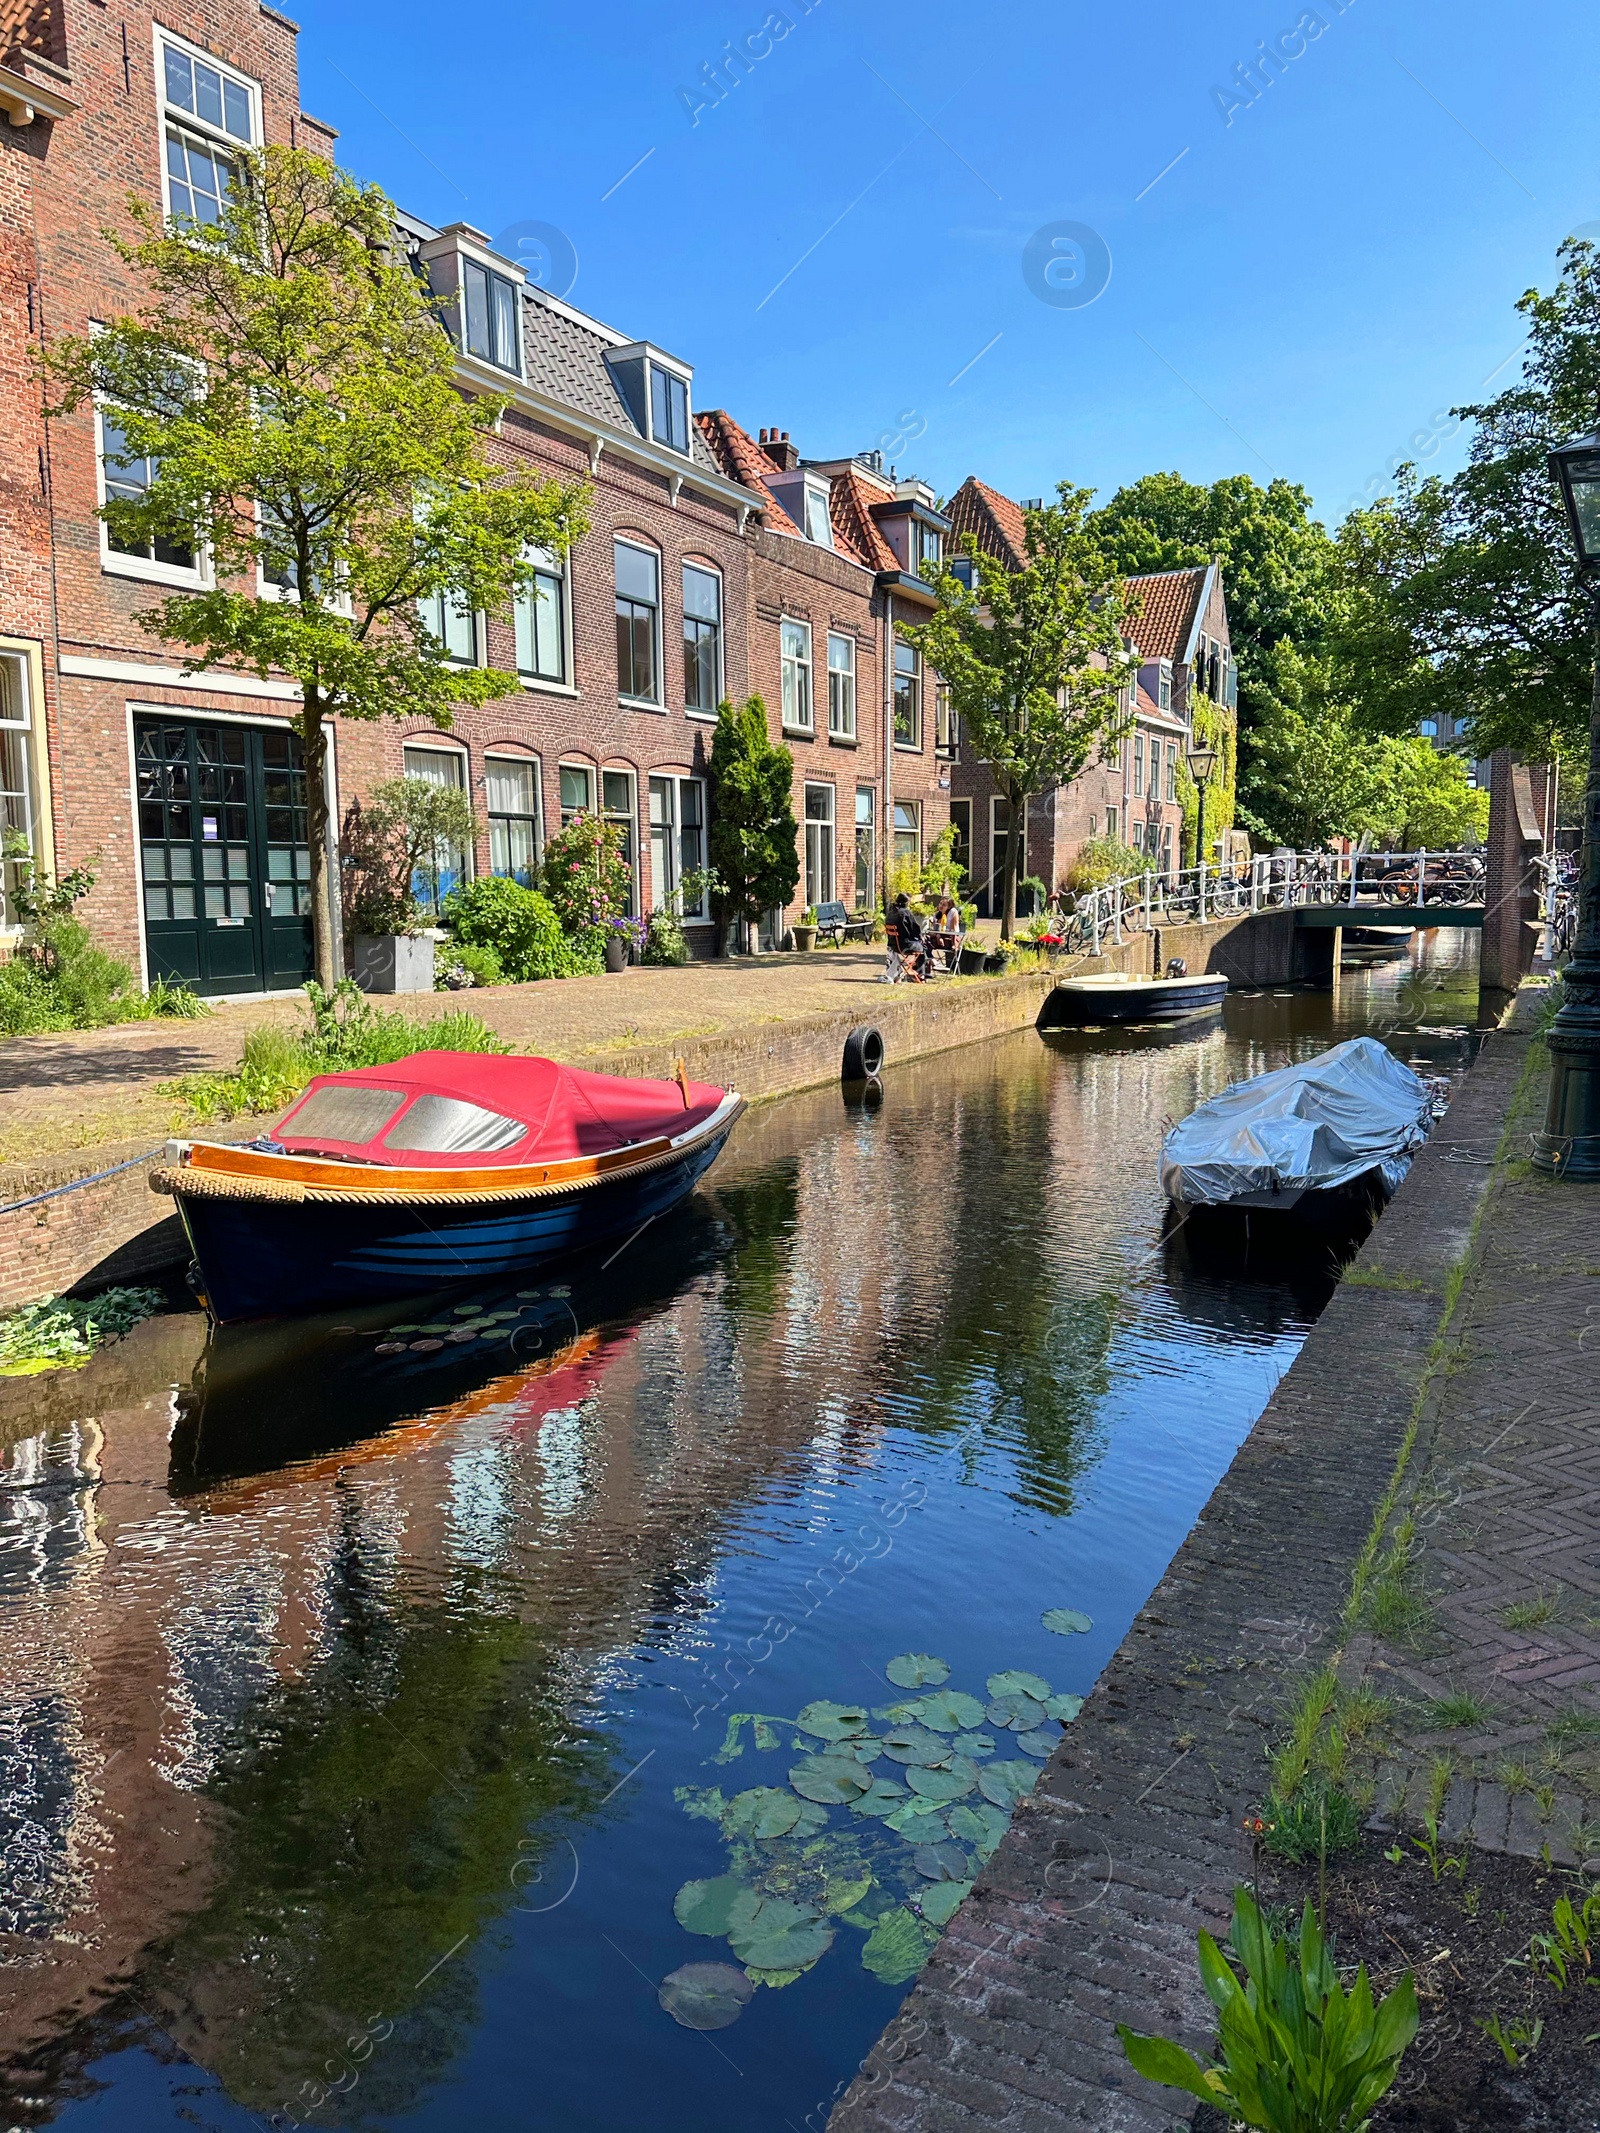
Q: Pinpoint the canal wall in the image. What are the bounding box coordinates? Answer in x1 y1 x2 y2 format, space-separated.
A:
1154 906 1330 987
830 990 1537 2133
0 945 1151 1310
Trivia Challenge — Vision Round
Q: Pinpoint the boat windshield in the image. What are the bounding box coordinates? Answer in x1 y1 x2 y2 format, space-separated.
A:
383 1093 526 1155
282 1085 407 1144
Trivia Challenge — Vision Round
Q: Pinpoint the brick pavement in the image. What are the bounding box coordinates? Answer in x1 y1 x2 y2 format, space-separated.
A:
831 990 1586 2131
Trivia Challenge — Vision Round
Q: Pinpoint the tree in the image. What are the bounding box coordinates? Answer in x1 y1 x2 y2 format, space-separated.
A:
907 483 1132 939
45 146 588 987
1086 471 1342 848
1332 238 1600 763
708 698 799 951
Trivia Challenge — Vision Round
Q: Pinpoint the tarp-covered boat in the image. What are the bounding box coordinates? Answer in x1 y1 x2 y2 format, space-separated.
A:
153 1051 744 1321
1159 1036 1433 1213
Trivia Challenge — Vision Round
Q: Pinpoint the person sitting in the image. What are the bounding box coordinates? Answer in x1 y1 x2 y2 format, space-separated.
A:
925 895 963 970
888 893 930 981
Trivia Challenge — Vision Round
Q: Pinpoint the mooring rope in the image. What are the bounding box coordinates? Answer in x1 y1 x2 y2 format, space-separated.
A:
0 1147 166 1219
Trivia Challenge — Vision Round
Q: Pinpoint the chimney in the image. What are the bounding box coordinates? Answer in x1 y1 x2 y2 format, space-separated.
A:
761 428 800 472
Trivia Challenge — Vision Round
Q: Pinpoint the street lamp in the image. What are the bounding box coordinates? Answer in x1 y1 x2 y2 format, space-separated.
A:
1186 740 1218 901
1533 431 1600 1176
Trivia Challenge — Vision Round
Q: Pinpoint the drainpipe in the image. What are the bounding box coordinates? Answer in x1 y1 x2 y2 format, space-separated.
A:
882 588 894 916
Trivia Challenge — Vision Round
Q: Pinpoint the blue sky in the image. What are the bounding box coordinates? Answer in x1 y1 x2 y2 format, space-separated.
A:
292 0 1599 529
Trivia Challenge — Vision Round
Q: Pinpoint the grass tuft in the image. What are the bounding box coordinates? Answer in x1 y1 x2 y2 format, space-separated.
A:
1423 1691 1494 1731
1502 1588 1563 1631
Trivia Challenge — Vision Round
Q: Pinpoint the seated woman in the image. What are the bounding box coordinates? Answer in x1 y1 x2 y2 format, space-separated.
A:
925 895 963 971
888 893 931 981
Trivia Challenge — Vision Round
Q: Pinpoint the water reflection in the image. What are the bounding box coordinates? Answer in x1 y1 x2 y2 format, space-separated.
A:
0 939 1483 2132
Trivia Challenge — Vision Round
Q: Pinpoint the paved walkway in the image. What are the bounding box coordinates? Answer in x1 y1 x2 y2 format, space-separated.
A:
0 949 911 1165
832 987 1598 2130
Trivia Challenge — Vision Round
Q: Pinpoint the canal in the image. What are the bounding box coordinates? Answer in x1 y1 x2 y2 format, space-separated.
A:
0 935 1481 2131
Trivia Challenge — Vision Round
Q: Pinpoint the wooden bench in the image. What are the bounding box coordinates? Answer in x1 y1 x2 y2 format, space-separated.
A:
814 901 875 947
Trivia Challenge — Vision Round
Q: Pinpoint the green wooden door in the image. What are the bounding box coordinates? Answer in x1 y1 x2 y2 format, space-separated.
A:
136 716 313 996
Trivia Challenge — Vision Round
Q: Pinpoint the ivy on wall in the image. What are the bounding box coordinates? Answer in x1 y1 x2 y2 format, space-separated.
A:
1175 694 1237 869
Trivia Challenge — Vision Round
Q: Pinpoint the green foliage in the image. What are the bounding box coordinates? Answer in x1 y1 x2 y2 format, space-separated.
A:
540 813 633 949
1118 1885 1418 2132
344 776 477 934
1331 238 1600 762
1259 1785 1362 1866
1423 1691 1494 1731
0 1286 164 1375
1063 835 1147 895
0 846 206 1032
919 823 968 902
1526 1884 1598 1992
434 939 504 990
1176 693 1238 866
908 484 1132 937
642 908 690 964
442 873 591 982
707 699 800 937
43 144 589 983
166 979 508 1120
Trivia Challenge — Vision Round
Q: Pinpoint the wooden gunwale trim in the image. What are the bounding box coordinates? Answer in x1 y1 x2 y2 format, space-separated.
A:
184 1133 679 1197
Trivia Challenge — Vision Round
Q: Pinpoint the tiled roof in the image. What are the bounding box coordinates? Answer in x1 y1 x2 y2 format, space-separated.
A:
694 409 802 536
947 475 1028 570
0 0 63 64
829 469 898 572
1122 567 1208 663
520 289 723 477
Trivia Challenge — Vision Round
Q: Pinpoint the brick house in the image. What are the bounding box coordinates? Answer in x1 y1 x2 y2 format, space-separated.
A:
944 476 1235 912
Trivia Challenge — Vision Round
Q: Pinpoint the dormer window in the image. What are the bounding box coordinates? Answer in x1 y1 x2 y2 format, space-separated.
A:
804 486 831 545
462 259 520 374
766 470 834 548
650 365 689 453
916 522 942 571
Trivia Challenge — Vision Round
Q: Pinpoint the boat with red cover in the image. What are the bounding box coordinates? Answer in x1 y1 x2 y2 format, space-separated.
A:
152 1051 744 1322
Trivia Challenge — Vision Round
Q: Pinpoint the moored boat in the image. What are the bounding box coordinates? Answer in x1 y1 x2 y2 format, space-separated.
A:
153 1051 744 1322
1159 1036 1433 1217
1037 970 1229 1029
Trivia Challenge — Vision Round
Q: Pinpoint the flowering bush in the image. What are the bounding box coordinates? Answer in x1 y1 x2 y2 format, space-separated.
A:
441 874 595 981
541 812 633 936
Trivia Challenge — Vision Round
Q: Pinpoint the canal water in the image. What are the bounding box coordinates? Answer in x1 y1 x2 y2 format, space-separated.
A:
0 936 1481 2132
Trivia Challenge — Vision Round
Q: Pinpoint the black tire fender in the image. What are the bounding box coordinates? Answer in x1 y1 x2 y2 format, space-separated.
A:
842 1025 884 1081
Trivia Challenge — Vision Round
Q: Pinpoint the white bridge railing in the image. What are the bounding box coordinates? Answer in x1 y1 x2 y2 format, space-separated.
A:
1068 849 1486 956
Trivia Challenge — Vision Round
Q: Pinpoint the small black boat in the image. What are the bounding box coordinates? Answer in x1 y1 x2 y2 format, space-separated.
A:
1037 971 1229 1029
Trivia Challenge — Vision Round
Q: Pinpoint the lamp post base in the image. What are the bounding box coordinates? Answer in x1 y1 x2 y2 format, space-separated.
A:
1530 1009 1600 1177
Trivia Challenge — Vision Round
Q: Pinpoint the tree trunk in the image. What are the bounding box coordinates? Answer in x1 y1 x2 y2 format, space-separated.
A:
300 693 338 991
1000 793 1025 943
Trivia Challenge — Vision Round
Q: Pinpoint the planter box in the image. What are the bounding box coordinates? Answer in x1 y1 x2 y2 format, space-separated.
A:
354 932 435 994
792 926 818 953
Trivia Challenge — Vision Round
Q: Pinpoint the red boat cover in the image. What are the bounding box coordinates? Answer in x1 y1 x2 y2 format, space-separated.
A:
274 1051 730 1169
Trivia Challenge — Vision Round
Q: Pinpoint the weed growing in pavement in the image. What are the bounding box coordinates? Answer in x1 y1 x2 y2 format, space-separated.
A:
1502 1586 1564 1630
1260 1784 1363 1866
1547 1709 1600 1749
1423 1691 1494 1730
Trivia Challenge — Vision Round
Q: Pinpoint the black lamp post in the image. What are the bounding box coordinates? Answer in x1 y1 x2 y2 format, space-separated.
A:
1186 740 1218 899
1533 430 1600 1177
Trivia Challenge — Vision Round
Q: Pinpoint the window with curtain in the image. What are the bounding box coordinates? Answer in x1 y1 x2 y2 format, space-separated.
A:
827 633 856 739
402 745 470 910
486 756 541 883
803 783 835 909
615 541 660 701
648 775 707 917
780 620 812 732
893 642 922 749
515 548 566 683
461 258 520 373
682 565 722 712
0 657 34 932
855 786 875 909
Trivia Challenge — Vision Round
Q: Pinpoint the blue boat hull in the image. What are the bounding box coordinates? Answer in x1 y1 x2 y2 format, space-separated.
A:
178 1126 736 1322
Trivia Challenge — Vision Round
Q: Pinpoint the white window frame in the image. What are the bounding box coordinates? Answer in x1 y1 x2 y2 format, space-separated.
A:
484 750 542 884
401 741 472 910
154 26 260 229
601 763 639 914
515 545 570 689
780 618 813 735
96 400 209 589
615 537 663 708
1158 660 1173 714
803 781 836 911
893 640 922 752
825 632 856 740
1132 732 1145 798
558 759 596 827
681 561 723 719
803 479 833 548
648 772 709 921
0 642 51 935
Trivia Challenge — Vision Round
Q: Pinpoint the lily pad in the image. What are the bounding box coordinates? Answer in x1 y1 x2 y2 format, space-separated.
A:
912 1690 988 1733
729 1897 834 1974
916 1878 973 1929
674 1875 758 1938
1016 1726 1061 1758
986 1670 1051 1702
986 1694 1047 1732
913 1840 971 1882
977 1759 1038 1810
861 1905 936 1985
879 1726 952 1767
1044 1693 1084 1722
885 1797 951 1837
658 1961 755 2031
908 1762 977 1802
947 1802 1010 1857
789 1753 872 1804
849 1777 911 1818
1042 1608 1093 1636
796 1700 871 1742
723 1787 806 1839
956 1730 998 1758
885 1652 951 1689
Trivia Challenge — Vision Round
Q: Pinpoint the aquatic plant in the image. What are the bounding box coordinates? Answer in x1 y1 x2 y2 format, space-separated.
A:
0 1285 164 1375
662 1630 1093 2024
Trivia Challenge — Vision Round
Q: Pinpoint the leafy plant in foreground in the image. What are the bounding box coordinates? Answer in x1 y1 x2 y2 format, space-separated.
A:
1260 1784 1363 1867
0 1286 165 1374
1118 1885 1417 2133
1526 1884 1598 1992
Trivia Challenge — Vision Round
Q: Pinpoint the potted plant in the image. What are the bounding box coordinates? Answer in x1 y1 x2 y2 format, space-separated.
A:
341 775 475 993
604 914 646 972
792 906 819 952
958 935 988 977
